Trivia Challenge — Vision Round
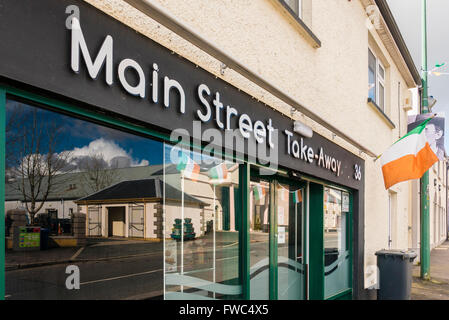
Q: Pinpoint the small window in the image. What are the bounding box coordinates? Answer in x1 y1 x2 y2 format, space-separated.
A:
284 0 302 18
378 63 385 110
368 49 377 101
368 48 386 112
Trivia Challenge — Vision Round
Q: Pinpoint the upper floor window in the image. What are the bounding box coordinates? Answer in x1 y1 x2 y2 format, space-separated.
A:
285 0 302 18
368 48 385 111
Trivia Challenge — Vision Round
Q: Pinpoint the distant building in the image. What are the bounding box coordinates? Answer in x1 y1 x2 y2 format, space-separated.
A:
409 158 448 259
75 177 207 239
5 165 163 220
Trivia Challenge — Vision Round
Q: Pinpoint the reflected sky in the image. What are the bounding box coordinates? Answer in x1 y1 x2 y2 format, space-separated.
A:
6 99 163 168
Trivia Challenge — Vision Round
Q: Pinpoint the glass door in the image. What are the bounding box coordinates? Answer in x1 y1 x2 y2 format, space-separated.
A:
163 146 242 300
323 187 352 299
249 172 307 300
249 178 271 300
277 182 306 300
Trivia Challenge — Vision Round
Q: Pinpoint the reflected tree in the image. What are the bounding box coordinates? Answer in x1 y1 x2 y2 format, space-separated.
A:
5 102 27 180
79 152 121 196
12 109 72 224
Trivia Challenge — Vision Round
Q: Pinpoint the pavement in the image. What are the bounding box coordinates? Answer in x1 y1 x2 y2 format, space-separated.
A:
4 231 256 271
5 237 165 300
5 246 81 271
5 237 164 271
412 240 449 300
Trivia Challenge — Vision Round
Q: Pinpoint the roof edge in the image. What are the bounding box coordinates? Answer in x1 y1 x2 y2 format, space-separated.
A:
375 0 422 86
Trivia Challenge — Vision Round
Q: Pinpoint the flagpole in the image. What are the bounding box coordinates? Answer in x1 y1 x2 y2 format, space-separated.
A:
213 184 216 299
181 173 185 292
163 144 166 299
420 0 431 280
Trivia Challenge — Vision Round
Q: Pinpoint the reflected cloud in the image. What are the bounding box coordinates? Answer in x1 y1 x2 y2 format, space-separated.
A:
67 138 149 169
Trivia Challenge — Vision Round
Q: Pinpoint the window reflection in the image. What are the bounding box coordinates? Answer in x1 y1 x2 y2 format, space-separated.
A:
249 179 270 300
277 183 304 300
164 147 241 300
5 98 164 300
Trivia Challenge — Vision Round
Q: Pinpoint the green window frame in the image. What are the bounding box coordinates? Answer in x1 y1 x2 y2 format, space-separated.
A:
0 87 5 300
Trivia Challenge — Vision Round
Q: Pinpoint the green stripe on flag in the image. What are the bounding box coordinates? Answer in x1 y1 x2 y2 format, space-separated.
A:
292 190 302 203
254 186 263 201
395 117 434 144
208 163 227 180
176 152 189 172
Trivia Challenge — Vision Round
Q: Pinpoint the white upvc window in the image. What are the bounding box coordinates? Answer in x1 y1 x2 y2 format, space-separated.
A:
368 48 386 112
284 0 302 18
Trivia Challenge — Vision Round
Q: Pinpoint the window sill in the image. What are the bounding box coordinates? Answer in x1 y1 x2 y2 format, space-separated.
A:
367 98 396 129
273 0 321 49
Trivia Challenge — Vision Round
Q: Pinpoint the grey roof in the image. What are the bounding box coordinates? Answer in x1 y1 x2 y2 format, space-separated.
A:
6 162 231 204
76 178 206 205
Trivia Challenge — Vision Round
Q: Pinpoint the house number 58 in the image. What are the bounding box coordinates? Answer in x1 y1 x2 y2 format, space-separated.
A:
354 164 362 181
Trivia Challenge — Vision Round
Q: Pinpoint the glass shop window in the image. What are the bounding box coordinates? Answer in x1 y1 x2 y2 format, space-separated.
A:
5 96 164 300
249 178 271 300
163 146 241 300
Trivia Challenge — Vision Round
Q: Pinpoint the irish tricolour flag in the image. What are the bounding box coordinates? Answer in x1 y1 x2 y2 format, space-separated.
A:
208 163 228 184
292 190 302 203
253 185 266 201
380 118 438 189
177 153 200 181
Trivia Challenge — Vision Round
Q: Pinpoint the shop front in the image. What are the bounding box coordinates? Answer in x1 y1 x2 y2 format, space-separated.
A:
1 0 365 300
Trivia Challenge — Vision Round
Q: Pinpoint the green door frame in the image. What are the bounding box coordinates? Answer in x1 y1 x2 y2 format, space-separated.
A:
308 182 324 300
239 163 251 300
269 180 278 300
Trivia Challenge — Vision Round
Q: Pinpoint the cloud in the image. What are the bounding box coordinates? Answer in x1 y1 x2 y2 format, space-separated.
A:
10 138 149 181
67 138 149 169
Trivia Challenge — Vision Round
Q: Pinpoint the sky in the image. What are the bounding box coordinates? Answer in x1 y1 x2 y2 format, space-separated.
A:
6 99 163 170
387 0 449 152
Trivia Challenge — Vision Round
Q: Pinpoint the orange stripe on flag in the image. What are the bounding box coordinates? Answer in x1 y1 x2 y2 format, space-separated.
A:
190 163 200 181
382 143 438 189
